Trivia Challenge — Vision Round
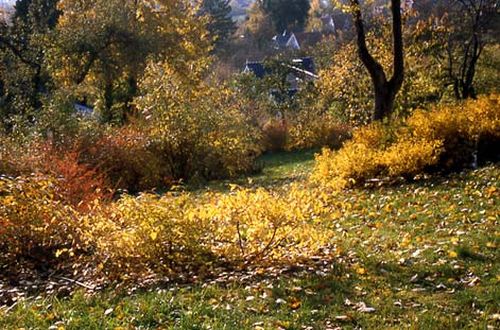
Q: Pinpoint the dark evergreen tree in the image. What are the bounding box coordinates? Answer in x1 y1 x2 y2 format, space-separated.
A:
200 0 236 49
261 0 310 32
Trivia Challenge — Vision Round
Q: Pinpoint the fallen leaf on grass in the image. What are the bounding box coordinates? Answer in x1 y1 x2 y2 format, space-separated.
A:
289 297 301 310
335 315 350 321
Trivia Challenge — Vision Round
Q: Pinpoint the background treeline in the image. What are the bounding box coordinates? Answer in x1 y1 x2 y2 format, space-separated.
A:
0 0 499 194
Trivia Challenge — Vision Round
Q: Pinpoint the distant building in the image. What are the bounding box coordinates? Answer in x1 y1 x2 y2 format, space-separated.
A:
242 57 318 100
272 31 300 50
74 103 94 117
294 31 323 49
320 14 336 33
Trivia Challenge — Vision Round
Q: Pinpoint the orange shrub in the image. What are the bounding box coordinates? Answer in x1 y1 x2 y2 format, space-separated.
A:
45 149 112 211
0 138 112 211
262 118 288 152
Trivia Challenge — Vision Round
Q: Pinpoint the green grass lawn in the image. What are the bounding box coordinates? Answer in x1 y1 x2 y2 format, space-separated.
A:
1 152 499 330
194 149 318 192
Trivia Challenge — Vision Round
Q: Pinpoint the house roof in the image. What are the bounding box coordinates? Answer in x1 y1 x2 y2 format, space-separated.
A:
272 30 300 50
291 57 316 75
243 61 269 78
294 32 323 49
243 57 317 80
273 31 293 47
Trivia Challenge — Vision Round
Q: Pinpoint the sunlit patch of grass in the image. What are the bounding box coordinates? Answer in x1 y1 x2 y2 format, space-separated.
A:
195 149 318 193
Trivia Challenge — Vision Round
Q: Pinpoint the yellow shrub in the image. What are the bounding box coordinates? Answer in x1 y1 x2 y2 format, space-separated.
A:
78 183 333 278
287 111 352 151
137 62 262 181
311 123 389 189
200 186 331 262
82 192 209 277
0 176 83 264
312 94 500 189
381 138 443 177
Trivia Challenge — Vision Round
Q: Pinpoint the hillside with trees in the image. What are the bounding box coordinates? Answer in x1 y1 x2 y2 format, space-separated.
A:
0 0 498 328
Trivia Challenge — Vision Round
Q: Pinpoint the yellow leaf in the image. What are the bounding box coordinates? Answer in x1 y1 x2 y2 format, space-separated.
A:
357 267 366 275
486 242 496 249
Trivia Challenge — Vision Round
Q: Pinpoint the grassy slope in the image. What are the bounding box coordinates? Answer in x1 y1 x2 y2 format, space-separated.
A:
1 150 499 329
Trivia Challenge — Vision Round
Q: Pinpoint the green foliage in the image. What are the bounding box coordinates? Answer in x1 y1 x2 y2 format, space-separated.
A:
0 0 59 130
261 0 310 32
136 61 262 182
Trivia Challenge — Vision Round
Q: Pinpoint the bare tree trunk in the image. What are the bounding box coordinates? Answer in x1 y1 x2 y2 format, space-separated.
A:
350 0 404 121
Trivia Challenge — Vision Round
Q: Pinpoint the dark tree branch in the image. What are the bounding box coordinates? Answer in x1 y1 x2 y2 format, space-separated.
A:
0 34 41 71
350 0 386 86
389 0 404 91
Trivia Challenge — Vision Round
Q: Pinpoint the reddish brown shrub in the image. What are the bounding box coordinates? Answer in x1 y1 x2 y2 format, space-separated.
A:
262 118 288 152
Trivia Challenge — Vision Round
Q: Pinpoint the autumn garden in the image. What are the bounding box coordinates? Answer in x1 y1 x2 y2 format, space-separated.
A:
0 0 499 329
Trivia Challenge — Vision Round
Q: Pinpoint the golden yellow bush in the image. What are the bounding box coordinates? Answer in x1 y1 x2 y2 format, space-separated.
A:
62 183 334 278
381 138 443 177
200 185 332 262
312 94 500 189
287 111 352 151
0 176 83 264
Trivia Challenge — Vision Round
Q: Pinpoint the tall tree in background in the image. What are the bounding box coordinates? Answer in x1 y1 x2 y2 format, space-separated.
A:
0 0 59 129
445 0 498 99
307 0 328 32
200 0 236 49
261 0 310 32
240 1 275 49
49 0 211 123
349 0 405 121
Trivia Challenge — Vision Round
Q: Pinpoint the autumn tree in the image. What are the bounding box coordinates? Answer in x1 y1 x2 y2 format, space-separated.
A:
444 0 498 99
349 0 405 121
0 0 59 130
49 0 211 123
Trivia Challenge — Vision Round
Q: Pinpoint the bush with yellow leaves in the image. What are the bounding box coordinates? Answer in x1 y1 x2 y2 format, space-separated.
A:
200 186 332 263
137 61 262 182
312 94 500 190
85 184 333 278
82 192 210 278
286 110 352 151
1 174 332 278
0 176 83 266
